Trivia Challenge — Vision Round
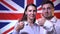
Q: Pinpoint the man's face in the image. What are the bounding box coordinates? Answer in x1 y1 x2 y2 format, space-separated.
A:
42 3 54 18
26 6 37 20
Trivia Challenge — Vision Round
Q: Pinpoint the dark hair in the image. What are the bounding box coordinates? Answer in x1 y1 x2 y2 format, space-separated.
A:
19 4 37 22
41 0 54 8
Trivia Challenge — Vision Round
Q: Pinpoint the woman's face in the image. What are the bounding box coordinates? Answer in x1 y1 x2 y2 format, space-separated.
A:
26 6 37 20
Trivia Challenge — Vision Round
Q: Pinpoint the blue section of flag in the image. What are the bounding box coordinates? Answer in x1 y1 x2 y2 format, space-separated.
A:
36 0 42 7
12 0 24 8
55 3 60 10
0 4 9 10
0 22 9 29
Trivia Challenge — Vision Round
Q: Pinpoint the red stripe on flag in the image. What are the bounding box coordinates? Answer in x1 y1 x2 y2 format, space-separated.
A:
0 13 23 20
2 26 14 34
36 13 41 19
38 8 42 10
27 0 34 5
0 13 60 20
54 13 60 19
1 0 17 11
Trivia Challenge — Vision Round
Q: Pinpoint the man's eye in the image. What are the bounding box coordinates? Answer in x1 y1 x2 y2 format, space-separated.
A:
42 8 45 10
33 10 36 12
47 7 51 10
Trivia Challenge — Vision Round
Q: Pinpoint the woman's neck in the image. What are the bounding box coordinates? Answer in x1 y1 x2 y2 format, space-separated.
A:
27 19 34 26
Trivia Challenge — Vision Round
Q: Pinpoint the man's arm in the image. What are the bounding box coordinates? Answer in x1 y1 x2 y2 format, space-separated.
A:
43 20 54 34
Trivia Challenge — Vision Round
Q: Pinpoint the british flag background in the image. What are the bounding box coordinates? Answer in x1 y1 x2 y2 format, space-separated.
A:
0 0 60 34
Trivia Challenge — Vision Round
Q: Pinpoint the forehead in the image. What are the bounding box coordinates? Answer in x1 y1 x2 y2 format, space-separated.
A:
27 6 36 10
42 3 52 8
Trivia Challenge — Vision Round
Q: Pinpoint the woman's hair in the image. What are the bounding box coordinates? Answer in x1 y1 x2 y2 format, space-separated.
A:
18 4 37 23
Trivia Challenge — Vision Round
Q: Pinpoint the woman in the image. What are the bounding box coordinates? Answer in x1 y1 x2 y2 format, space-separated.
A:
12 4 40 34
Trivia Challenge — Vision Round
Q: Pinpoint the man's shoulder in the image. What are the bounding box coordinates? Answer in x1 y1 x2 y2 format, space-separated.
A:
55 16 60 22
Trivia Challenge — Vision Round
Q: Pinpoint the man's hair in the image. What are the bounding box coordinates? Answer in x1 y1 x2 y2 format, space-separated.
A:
41 0 54 8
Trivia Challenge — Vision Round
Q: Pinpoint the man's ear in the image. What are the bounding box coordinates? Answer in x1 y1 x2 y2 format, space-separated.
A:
52 8 54 16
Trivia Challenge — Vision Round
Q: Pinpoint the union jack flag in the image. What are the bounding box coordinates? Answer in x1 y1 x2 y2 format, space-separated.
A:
0 0 60 34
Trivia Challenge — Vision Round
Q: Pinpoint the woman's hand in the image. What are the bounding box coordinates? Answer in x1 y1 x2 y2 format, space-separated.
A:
16 21 24 32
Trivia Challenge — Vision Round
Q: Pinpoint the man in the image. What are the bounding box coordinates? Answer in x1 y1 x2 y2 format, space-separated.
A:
38 0 60 34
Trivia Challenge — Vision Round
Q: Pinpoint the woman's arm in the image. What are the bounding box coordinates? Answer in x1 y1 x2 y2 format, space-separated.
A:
12 21 24 34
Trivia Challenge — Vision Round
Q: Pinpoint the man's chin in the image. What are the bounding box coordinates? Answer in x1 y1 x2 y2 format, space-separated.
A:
44 16 53 20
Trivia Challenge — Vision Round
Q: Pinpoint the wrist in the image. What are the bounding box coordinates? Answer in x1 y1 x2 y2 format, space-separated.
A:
16 28 20 32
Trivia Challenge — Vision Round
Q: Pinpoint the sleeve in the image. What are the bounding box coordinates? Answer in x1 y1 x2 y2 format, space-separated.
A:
12 30 19 34
12 23 20 34
43 20 54 32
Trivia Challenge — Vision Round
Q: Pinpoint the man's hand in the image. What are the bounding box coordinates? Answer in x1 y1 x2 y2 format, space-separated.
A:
16 21 24 32
38 17 46 26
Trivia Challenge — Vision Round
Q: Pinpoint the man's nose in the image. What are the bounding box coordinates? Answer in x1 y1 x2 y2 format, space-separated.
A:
31 11 34 14
45 9 48 13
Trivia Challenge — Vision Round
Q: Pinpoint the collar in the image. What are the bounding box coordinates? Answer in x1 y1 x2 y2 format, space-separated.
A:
24 21 28 26
50 16 57 23
24 21 38 26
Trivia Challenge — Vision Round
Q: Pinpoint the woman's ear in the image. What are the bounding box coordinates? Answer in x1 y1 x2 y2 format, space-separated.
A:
25 11 27 15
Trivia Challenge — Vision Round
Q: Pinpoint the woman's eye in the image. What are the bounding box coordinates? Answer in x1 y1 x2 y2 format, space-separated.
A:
29 10 32 12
